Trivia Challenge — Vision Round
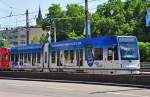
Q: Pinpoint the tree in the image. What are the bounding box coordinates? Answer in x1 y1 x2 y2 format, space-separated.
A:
0 37 11 48
94 0 150 42
40 0 150 42
66 4 85 35
138 42 150 62
41 4 67 41
66 31 85 40
41 4 85 41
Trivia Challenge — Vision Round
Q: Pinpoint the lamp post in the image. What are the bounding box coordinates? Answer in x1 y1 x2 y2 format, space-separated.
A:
85 0 91 38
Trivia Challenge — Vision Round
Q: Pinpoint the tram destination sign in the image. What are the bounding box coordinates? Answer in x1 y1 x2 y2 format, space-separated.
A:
118 37 136 43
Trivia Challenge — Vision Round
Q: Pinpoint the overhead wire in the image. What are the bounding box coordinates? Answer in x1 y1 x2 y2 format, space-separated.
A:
0 0 24 10
0 0 99 27
0 0 97 20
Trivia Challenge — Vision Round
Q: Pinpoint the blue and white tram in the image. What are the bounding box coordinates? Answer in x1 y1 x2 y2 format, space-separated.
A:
48 36 140 74
10 44 44 71
10 36 140 74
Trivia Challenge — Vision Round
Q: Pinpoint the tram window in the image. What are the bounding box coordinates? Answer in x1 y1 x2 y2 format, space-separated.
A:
20 54 23 65
2 54 9 61
6 55 9 60
77 50 83 66
11 54 14 61
2 55 4 61
85 49 87 60
64 51 69 59
80 50 83 66
64 50 69 63
70 50 74 63
114 47 118 60
32 53 36 64
57 51 62 66
108 48 113 60
94 48 103 60
24 54 28 63
85 48 93 60
20 54 23 60
52 51 56 63
37 53 41 63
15 54 18 61
28 54 31 63
45 52 47 63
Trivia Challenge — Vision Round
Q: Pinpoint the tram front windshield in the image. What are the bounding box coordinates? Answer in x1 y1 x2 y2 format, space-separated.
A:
119 40 139 60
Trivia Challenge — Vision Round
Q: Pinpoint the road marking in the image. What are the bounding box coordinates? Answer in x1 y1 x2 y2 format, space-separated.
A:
110 92 150 97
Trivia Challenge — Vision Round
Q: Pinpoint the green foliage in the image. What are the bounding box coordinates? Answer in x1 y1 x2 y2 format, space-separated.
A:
66 31 85 40
95 0 150 41
41 4 85 41
36 20 44 28
31 36 41 44
40 0 150 42
66 4 84 35
0 37 11 48
138 42 150 62
31 33 49 44
39 33 49 44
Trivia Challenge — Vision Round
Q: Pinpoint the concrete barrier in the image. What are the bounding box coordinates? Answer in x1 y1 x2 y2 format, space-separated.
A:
0 71 150 86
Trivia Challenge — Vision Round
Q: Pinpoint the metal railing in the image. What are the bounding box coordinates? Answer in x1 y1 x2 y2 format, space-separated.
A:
141 62 150 68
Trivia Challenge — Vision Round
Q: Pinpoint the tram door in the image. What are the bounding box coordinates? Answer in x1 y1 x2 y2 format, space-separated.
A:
76 49 83 69
57 51 62 69
107 48 114 69
106 47 119 69
43 43 49 71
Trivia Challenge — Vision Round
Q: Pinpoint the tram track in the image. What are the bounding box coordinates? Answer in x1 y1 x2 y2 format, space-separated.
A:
0 76 150 89
0 71 150 86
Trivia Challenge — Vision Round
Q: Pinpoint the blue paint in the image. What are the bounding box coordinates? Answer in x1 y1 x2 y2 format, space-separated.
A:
10 44 44 54
87 48 94 67
50 36 118 51
146 9 150 27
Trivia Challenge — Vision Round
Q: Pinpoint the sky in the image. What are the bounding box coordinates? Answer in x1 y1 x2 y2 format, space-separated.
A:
0 0 108 29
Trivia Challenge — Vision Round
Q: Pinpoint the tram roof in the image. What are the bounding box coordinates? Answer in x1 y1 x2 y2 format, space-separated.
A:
10 44 44 54
50 36 119 51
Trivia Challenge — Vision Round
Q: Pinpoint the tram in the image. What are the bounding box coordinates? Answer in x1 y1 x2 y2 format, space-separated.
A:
10 36 140 74
0 48 11 70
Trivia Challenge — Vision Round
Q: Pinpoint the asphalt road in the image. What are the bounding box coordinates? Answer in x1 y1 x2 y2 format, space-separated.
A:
0 79 150 97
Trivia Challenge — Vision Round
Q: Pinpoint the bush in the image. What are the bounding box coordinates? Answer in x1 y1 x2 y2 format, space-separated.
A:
0 37 11 48
138 42 150 62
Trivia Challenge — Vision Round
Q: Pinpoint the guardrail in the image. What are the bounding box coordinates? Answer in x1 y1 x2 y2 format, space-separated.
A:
141 62 150 68
140 62 150 72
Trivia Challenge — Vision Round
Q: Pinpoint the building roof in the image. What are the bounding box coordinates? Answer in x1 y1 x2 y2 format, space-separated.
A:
36 5 43 22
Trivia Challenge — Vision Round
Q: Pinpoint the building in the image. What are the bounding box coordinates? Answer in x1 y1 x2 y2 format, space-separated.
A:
0 27 47 46
36 5 43 25
0 6 47 46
